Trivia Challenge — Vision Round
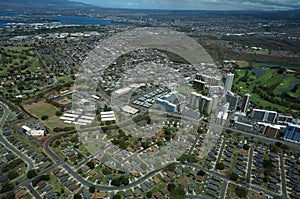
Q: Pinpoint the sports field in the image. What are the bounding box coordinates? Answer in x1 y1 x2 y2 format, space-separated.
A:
23 101 73 130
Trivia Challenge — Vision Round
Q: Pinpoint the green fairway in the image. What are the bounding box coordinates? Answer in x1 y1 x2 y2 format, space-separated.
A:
288 89 300 98
0 46 44 77
233 66 300 115
274 77 299 95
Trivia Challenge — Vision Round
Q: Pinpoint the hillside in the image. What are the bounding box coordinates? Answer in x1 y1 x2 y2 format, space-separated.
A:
0 0 95 11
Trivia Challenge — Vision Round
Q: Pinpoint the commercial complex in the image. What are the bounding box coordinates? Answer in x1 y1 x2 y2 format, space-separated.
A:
155 91 178 113
284 123 300 143
277 114 294 124
189 92 217 114
226 91 240 111
250 109 278 123
195 73 221 87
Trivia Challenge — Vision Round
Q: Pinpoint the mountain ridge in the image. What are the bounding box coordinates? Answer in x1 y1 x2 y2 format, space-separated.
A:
0 0 97 10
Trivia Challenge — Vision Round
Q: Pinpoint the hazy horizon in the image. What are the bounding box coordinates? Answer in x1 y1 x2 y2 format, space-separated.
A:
71 0 300 11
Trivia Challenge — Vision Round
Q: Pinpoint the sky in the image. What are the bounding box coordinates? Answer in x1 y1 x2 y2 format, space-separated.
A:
72 0 300 10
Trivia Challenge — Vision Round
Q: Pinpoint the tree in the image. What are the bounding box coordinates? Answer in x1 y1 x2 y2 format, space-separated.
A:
54 140 61 147
235 187 247 198
165 163 176 171
86 161 95 170
74 193 82 199
146 191 153 198
27 169 37 179
119 141 127 150
112 195 121 199
111 178 121 186
37 92 44 99
70 136 78 142
142 142 150 149
197 170 206 176
216 163 225 170
157 140 164 146
243 144 250 150
0 183 15 193
277 68 285 74
263 159 273 169
41 115 49 120
230 173 239 181
2 192 15 199
89 186 95 193
168 183 176 192
119 176 129 186
8 170 18 180
275 142 282 147
111 176 129 186
170 186 185 199
55 111 63 116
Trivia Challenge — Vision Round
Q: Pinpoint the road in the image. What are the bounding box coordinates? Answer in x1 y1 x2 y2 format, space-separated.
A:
246 146 253 183
279 155 288 199
44 128 287 199
215 139 226 167
186 195 210 199
188 131 202 156
219 181 228 199
26 184 42 199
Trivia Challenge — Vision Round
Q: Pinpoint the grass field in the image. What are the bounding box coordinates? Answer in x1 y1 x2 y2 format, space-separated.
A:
23 101 73 130
176 85 197 95
57 74 75 84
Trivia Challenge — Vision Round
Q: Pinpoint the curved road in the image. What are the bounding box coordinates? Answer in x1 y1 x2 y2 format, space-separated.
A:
0 102 291 199
44 131 287 199
0 102 34 181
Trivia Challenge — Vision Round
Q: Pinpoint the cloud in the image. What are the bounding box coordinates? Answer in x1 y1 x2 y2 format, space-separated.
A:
72 0 300 10
140 0 300 10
